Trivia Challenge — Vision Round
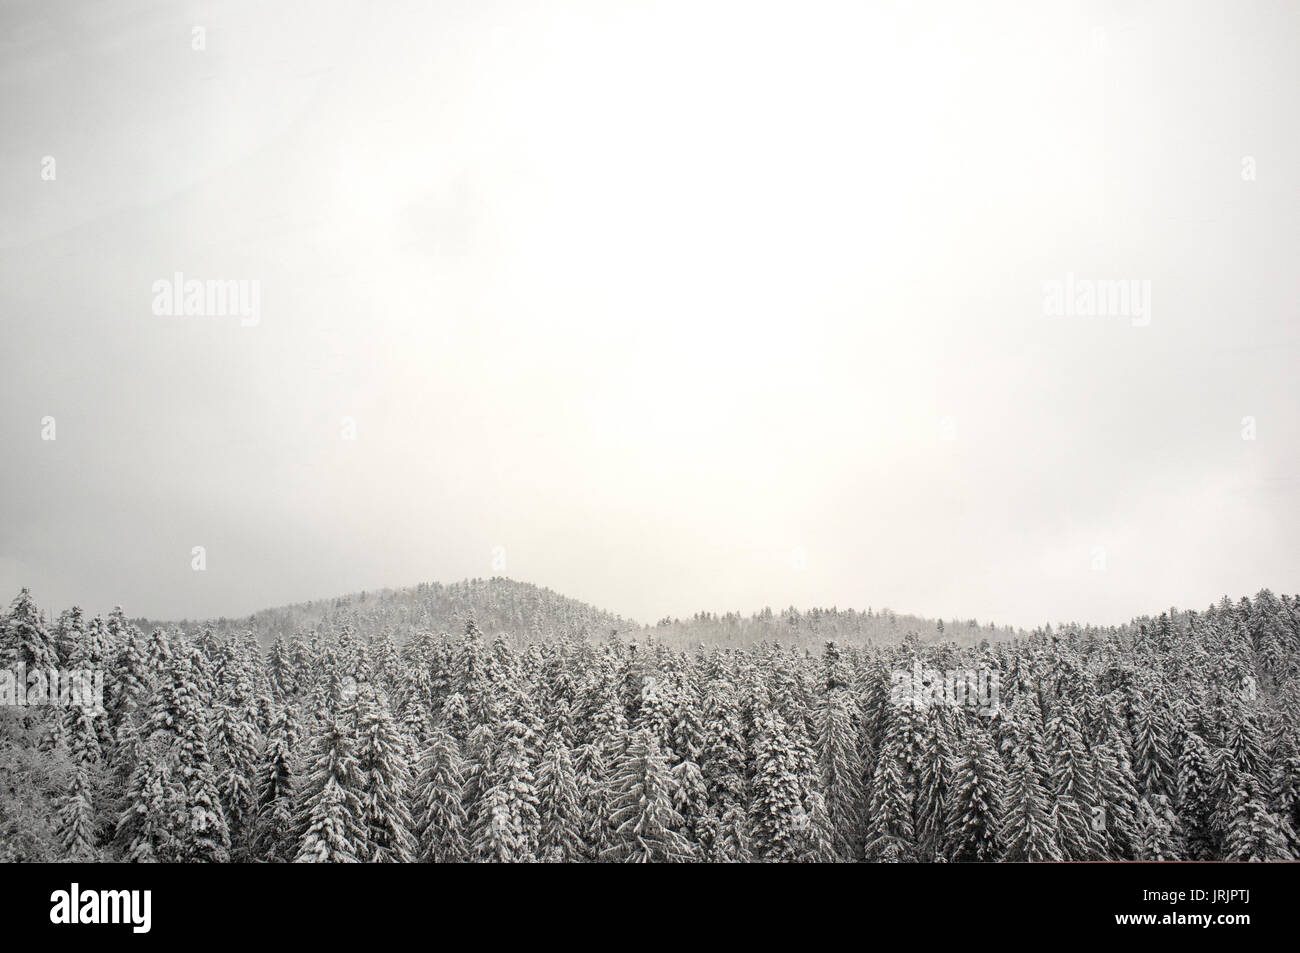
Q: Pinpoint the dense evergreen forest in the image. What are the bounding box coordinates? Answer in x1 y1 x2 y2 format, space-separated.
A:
2 582 1297 862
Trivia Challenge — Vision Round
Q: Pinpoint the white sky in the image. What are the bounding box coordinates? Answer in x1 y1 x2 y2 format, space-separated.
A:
2 0 1297 628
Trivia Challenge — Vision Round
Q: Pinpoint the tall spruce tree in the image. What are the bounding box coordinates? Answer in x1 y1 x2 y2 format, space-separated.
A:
536 735 585 862
414 725 470 862
945 722 1005 862
604 729 693 862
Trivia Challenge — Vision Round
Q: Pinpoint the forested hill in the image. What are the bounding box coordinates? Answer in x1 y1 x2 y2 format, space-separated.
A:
137 578 633 648
138 576 1023 650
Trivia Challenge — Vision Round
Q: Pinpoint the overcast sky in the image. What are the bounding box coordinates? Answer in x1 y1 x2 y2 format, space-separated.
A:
1 0 1297 629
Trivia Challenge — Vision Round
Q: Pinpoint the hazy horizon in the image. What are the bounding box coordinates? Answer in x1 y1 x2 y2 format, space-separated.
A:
119 572 1293 635
3 0 1298 632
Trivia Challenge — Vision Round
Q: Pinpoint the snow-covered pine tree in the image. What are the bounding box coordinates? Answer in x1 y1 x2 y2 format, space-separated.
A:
173 647 231 862
115 736 184 862
414 725 469 862
439 691 471 746
210 654 261 857
699 677 749 859
1271 710 1300 849
669 669 706 767
1222 773 1295 861
536 735 585 862
573 740 611 861
945 722 1005 862
634 675 675 755
295 706 365 863
1175 722 1217 858
813 659 865 860
750 707 817 862
351 687 417 862
670 756 709 850
1130 695 1175 800
1045 709 1103 860
1089 719 1140 859
1000 744 1061 861
115 647 230 862
915 705 955 862
863 706 917 862
57 764 99 860
267 637 296 702
296 776 361 863
1135 793 1183 860
603 728 693 862
54 624 106 860
798 790 837 863
254 704 300 862
1 588 59 670
471 719 541 862
712 800 754 862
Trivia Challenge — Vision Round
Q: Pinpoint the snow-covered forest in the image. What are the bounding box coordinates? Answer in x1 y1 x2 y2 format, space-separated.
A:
2 582 1297 862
